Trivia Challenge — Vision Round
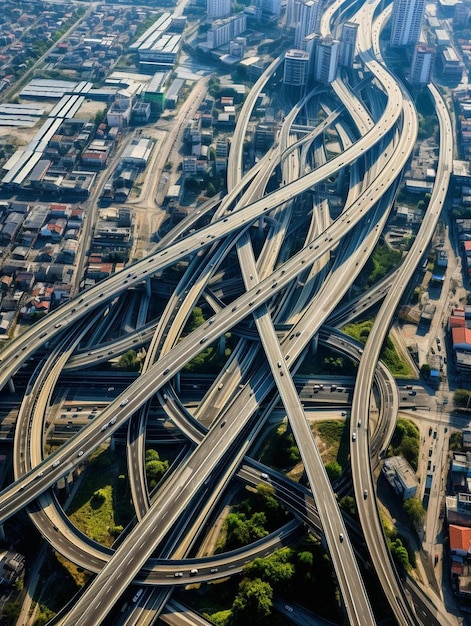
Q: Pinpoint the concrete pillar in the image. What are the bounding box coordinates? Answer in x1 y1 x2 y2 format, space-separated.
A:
0 524 5 542
7 379 15 393
174 371 181 395
217 335 226 358
109 436 115 452
310 333 319 354
145 278 151 298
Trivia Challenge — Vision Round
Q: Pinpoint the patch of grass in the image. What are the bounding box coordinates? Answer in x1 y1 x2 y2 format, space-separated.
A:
258 421 300 472
66 446 133 547
311 420 350 467
342 320 414 377
296 344 357 376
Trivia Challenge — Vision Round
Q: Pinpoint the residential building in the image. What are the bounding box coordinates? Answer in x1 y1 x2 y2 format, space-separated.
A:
382 456 418 500
206 13 246 50
313 36 339 84
339 21 358 67
410 43 435 84
390 0 425 47
294 0 321 49
283 49 310 86
207 0 231 19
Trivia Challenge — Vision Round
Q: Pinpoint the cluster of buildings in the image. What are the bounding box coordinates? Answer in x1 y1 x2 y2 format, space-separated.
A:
44 3 153 84
444 444 471 596
0 1 83 90
83 207 133 286
0 200 84 332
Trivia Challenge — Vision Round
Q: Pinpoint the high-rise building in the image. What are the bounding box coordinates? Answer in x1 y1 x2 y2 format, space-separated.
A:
286 0 298 28
313 35 339 83
410 43 435 84
454 2 469 28
206 13 246 49
207 0 231 19
283 49 310 86
339 21 358 67
255 0 282 23
294 0 321 49
390 0 425 47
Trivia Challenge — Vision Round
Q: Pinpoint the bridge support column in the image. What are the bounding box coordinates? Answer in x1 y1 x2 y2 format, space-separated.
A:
174 371 181 395
310 333 319 354
109 436 115 453
7 378 15 393
0 525 5 542
145 278 151 298
217 335 226 358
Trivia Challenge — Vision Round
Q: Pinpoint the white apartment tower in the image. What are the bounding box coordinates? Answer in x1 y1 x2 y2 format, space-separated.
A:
339 21 358 67
390 0 425 47
294 0 322 49
207 0 231 19
410 43 435 84
283 49 310 86
313 35 339 83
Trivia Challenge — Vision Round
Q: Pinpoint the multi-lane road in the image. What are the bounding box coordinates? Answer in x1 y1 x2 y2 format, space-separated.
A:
0 0 460 624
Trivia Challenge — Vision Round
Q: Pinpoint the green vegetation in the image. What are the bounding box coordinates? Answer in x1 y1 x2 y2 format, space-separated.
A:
420 363 431 379
449 431 463 451
259 421 300 472
220 484 290 552
387 418 420 471
356 243 402 288
2 602 21 625
201 538 342 625
231 577 273 624
454 388 471 408
311 420 350 469
342 320 414 377
417 113 438 140
325 460 342 483
339 495 356 517
145 449 169 490
67 447 133 546
297 344 357 376
403 497 426 528
32 605 55 626
380 511 416 572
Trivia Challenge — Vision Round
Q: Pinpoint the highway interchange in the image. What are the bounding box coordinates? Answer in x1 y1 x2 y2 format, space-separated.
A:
0 0 459 624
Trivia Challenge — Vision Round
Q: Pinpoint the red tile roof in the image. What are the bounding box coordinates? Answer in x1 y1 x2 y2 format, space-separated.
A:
450 524 471 552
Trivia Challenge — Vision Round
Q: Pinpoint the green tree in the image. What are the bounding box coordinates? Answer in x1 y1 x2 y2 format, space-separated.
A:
224 512 268 550
145 449 169 490
420 363 431 379
231 578 273 624
187 306 205 332
339 495 356 516
117 349 139 371
325 461 342 482
3 602 21 625
146 459 168 489
94 109 106 126
454 389 471 408
449 432 462 451
389 538 410 570
403 497 426 527
243 548 294 589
